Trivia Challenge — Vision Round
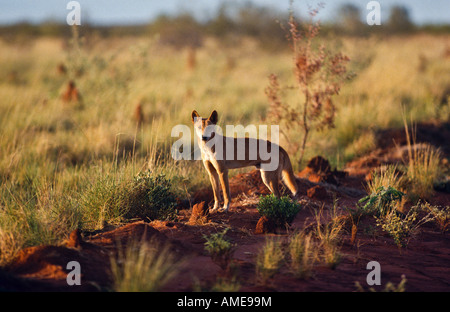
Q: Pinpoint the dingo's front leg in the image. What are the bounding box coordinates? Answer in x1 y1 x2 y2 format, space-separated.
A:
218 169 231 213
204 160 221 212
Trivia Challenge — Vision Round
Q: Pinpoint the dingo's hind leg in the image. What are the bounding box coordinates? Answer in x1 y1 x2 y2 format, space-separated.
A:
280 149 299 198
260 170 281 197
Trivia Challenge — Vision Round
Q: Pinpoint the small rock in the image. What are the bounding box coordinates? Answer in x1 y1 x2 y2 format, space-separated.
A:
189 201 210 224
307 185 328 200
66 229 82 249
298 156 347 185
255 216 276 234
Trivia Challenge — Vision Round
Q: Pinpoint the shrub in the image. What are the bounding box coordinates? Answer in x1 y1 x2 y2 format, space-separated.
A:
265 4 352 166
358 186 405 216
126 171 178 221
358 184 434 248
203 228 235 271
257 195 301 229
375 210 415 248
79 170 177 229
374 204 434 248
422 203 450 233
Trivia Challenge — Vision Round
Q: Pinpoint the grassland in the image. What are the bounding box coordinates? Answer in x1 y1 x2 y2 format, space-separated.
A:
0 27 449 268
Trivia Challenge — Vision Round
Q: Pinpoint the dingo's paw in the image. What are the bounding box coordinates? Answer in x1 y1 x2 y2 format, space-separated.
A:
210 203 220 213
218 204 229 213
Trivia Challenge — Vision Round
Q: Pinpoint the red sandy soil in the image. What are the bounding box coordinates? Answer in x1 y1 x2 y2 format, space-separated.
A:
1 122 449 292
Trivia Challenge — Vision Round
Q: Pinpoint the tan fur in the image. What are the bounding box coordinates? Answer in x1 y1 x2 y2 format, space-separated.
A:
192 110 298 212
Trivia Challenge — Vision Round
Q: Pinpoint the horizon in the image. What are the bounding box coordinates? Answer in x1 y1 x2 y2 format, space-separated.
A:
0 0 449 26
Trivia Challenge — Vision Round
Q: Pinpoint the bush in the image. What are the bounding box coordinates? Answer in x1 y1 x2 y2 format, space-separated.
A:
203 228 235 271
374 205 433 248
358 186 405 216
422 203 450 233
357 185 434 248
80 170 177 229
265 5 352 166
257 195 301 228
126 171 178 221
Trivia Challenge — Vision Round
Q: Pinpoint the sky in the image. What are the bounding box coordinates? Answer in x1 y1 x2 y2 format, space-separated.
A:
0 0 449 26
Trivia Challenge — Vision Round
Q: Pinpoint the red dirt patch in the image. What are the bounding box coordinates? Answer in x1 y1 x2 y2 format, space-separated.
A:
7 242 111 291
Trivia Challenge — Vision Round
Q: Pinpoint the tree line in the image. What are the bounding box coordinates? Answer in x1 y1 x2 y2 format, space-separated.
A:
0 2 448 50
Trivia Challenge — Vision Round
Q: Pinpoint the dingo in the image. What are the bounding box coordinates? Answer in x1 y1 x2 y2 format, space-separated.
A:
192 110 298 212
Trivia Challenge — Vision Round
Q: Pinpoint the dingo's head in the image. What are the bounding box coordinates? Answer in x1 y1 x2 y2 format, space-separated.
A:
191 110 218 141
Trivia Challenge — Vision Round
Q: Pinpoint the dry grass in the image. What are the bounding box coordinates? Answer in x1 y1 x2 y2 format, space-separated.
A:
314 204 345 269
0 31 449 264
403 117 443 200
288 231 317 279
256 237 284 284
110 238 179 292
367 165 404 194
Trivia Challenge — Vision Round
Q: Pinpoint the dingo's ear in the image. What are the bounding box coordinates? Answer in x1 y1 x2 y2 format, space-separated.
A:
191 110 200 123
208 110 218 124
